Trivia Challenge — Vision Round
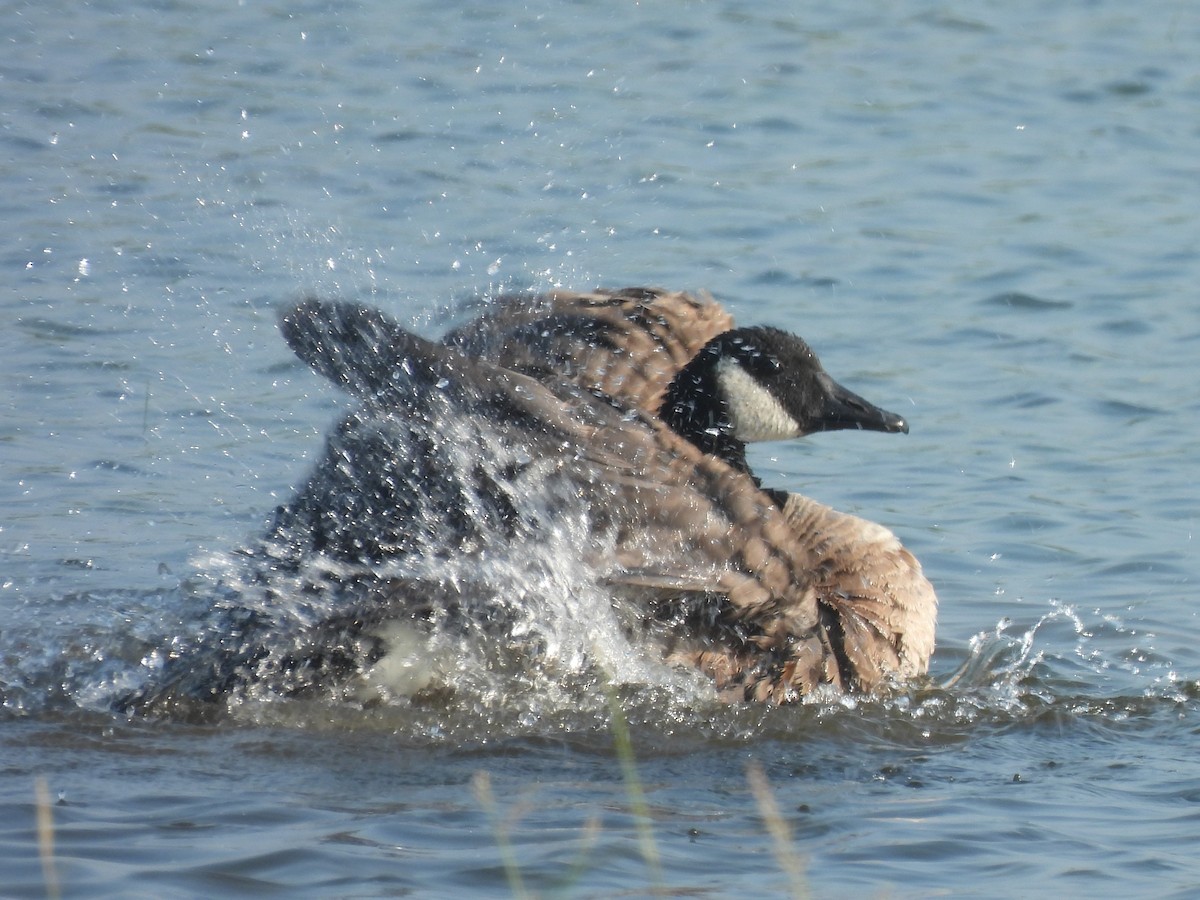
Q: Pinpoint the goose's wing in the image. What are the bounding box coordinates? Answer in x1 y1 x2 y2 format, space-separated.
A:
442 287 734 413
280 297 603 435
586 425 876 700
281 298 449 402
280 301 819 637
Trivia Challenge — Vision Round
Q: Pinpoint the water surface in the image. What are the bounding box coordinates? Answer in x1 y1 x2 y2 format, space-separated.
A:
4 1 1200 896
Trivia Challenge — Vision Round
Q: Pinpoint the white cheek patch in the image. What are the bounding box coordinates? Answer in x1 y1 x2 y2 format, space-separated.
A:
717 358 803 442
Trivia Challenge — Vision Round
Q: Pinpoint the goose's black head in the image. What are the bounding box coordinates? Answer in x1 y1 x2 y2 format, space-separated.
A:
659 326 908 473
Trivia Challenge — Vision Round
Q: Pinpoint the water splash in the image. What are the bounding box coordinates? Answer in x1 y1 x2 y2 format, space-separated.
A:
106 399 716 726
5 573 1195 746
922 597 1196 733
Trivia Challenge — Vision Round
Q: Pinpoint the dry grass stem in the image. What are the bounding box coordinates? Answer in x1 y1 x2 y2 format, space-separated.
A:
606 688 664 889
746 761 809 898
35 776 61 900
472 770 532 900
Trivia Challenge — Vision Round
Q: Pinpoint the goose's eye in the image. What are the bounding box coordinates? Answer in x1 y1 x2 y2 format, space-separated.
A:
743 352 781 377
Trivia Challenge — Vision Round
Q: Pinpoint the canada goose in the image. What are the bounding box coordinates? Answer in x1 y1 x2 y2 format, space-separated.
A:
263 298 936 701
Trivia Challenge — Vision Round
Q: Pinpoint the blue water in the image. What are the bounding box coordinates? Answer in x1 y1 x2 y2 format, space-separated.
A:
4 1 1200 896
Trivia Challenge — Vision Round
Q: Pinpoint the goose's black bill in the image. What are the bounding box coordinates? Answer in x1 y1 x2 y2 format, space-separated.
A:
812 373 909 435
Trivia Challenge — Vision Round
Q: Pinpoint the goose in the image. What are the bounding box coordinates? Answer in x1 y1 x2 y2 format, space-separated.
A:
262 298 936 702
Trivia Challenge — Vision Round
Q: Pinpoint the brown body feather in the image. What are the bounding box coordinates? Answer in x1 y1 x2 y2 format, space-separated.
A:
443 287 734 413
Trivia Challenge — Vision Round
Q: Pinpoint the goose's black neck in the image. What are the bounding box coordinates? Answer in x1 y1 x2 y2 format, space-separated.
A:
658 346 752 477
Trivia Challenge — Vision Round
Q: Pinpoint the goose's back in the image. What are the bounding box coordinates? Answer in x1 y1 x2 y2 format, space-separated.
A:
443 287 733 413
